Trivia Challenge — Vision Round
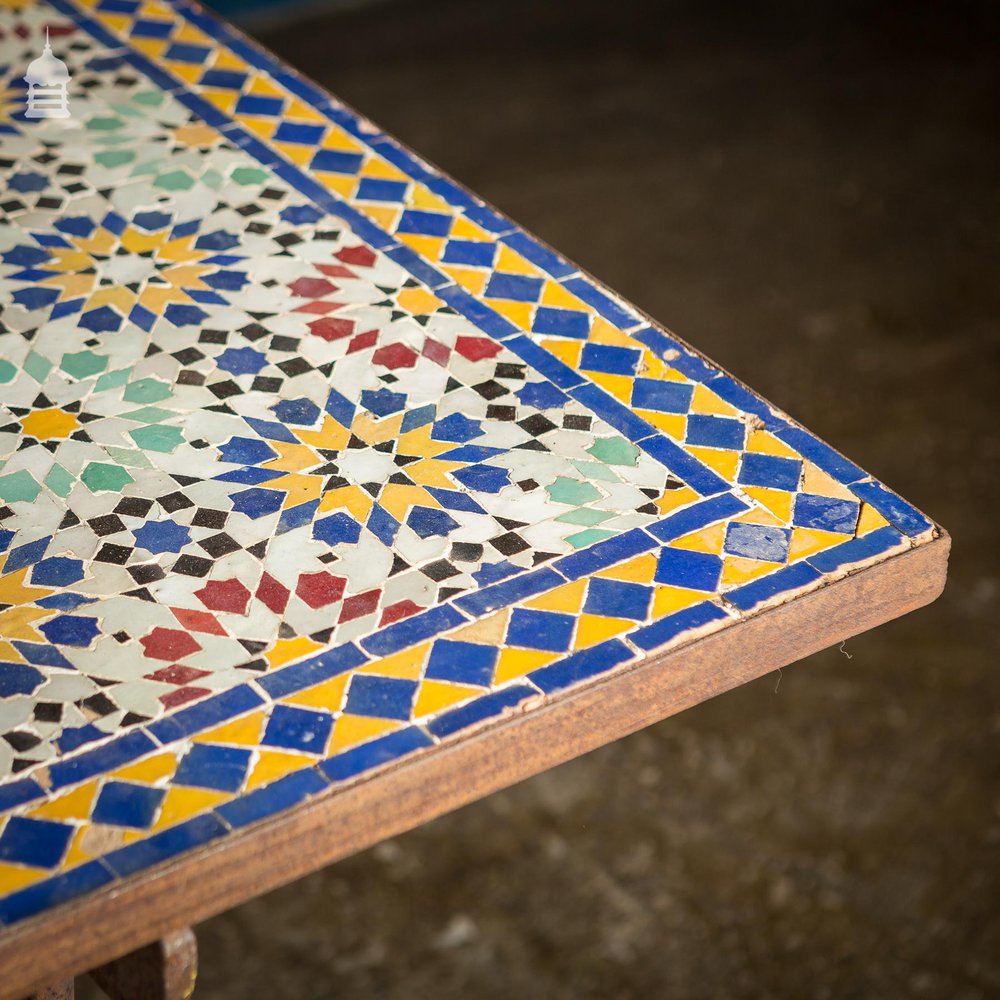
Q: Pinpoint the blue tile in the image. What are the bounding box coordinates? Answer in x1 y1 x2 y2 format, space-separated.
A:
103 814 228 878
630 601 731 652
583 578 652 620
441 239 496 268
792 493 861 534
261 705 333 754
454 567 563 617
654 548 724 591
344 675 418 721
580 343 641 376
92 781 166 829
215 768 329 829
484 272 543 303
529 639 635 694
507 608 575 652
849 480 933 537
738 452 802 492
686 414 746 450
630 378 694 414
807 525 904 574
556 528 656 582
397 209 452 237
49 730 158 792
0 816 72 868
174 744 252 793
708 375 782 426
723 522 791 562
0 861 113 927
425 640 498 687
647 492 749 542
361 604 468 657
320 727 433 782
426 685 537 739
531 305 591 339
725 561 823 612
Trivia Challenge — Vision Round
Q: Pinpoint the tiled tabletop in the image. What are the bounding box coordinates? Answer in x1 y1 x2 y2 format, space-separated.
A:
0 0 944 979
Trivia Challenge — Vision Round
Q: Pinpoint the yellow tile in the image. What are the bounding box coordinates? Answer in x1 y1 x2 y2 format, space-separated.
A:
787 527 845 562
28 782 98 823
746 429 800 458
597 552 658 584
539 280 587 311
801 462 858 501
397 286 444 316
690 383 740 417
734 506 785 528
359 644 427 680
742 485 794 523
359 155 407 179
639 411 687 438
857 502 890 536
0 862 48 894
245 749 311 791
493 647 559 684
450 215 492 240
587 318 634 347
525 578 587 613
284 674 350 713
656 485 700 515
111 751 177 785
360 205 401 233
448 609 509 646
541 338 582 367
266 635 323 668
721 556 782 587
19 409 79 441
398 233 445 262
407 185 453 213
652 586 705 617
195 709 267 746
488 299 533 329
573 614 633 649
441 265 488 295
412 680 481 719
153 786 229 830
587 371 633 403
497 243 542 276
328 715 401 753
672 522 726 555
688 445 740 481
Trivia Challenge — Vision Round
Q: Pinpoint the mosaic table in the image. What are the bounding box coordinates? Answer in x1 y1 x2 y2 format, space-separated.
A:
0 0 949 994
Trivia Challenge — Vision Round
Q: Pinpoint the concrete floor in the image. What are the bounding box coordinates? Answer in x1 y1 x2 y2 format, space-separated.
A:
89 1 1000 996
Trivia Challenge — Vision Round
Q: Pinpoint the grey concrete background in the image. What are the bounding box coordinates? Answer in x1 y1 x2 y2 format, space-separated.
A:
85 0 1000 996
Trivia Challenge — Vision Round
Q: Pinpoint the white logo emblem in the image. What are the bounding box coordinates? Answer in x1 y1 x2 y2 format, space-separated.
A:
24 29 71 120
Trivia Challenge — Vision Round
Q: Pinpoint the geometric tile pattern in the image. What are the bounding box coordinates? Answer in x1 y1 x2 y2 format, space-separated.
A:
0 0 937 928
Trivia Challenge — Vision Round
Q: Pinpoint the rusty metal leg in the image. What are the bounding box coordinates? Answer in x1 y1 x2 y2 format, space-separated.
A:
28 983 74 1000
87 927 197 1000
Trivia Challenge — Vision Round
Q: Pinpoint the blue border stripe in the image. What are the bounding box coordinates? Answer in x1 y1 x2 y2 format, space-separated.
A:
453 567 565 618
0 860 114 926
47 730 158 792
257 643 368 699
146 685 264 745
215 767 330 829
426 684 537 739
637 435 730 496
647 492 750 542
561 277 639 330
725 561 823 612
319 726 433 782
849 481 933 537
529 638 635 694
555 527 658 582
361 604 468 657
807 525 904 573
102 814 229 878
630 600 731 652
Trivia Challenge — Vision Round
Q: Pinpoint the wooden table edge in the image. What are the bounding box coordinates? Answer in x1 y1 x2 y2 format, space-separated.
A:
0 531 949 998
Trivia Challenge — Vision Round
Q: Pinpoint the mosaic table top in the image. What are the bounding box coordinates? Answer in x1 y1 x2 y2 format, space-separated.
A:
0 0 946 978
